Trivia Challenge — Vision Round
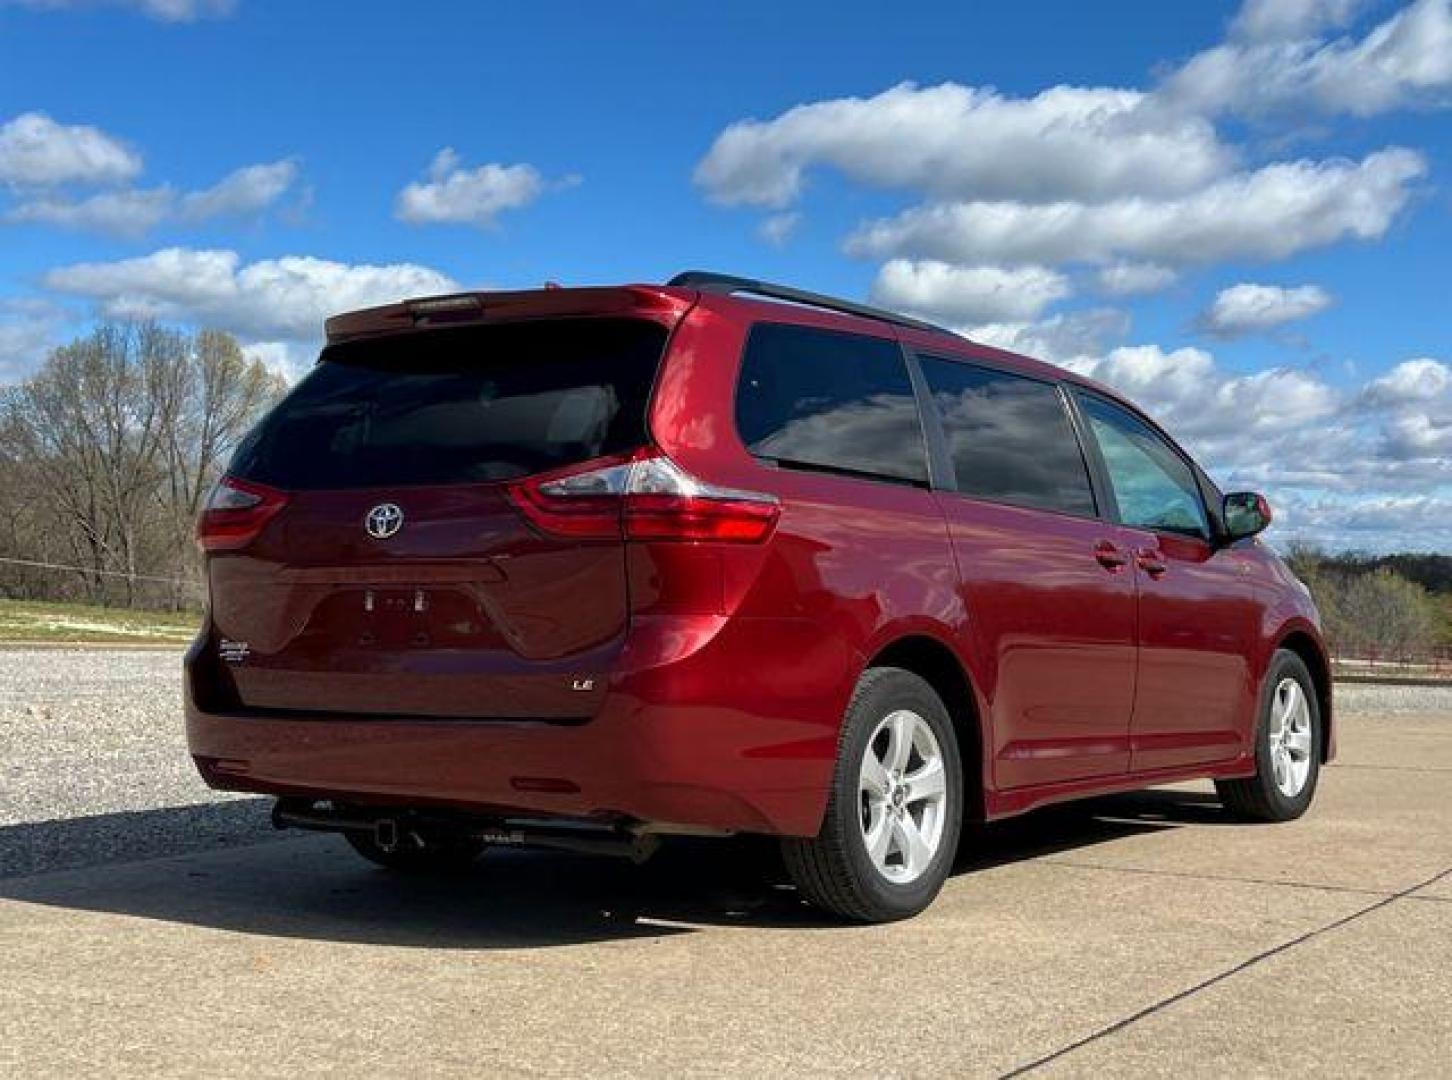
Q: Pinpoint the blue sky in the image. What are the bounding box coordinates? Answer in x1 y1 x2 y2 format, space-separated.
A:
1 0 1449 551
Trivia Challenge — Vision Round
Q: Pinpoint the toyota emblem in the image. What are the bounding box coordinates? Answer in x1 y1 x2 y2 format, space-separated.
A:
364 502 404 539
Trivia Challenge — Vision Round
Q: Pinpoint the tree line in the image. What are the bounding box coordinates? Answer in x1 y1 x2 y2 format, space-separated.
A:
0 322 285 609
1287 549 1451 659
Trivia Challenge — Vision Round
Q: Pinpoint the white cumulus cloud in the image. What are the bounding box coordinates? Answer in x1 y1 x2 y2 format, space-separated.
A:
395 149 572 228
757 211 800 247
1095 261 1179 296
177 159 299 221
5 159 300 236
958 308 1133 365
871 259 1070 325
1357 358 1452 461
845 149 1425 267
1230 0 1369 42
1383 410 1452 454
6 187 174 235
1198 283 1333 337
1363 357 1452 405
694 81 1234 208
43 247 458 341
1276 493 1452 549
1164 0 1452 118
2 0 235 21
1066 344 1338 454
0 111 141 187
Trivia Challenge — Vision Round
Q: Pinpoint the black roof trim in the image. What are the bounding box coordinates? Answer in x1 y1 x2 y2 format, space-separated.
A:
669 270 952 335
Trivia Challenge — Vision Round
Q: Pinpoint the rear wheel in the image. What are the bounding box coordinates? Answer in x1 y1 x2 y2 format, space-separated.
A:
1216 650 1322 822
782 667 962 922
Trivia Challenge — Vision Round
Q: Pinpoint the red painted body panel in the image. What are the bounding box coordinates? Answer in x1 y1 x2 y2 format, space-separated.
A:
189 609 849 836
210 483 627 720
186 281 1332 838
1120 529 1261 772
931 495 1137 788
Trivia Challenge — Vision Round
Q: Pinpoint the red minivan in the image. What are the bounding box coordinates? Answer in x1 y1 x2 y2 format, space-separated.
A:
187 272 1331 922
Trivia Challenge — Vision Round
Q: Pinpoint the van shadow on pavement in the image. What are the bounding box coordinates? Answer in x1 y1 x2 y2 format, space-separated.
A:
0 788 1228 949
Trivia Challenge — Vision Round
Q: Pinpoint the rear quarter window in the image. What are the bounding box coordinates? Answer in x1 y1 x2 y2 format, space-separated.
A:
734 322 929 485
229 318 666 489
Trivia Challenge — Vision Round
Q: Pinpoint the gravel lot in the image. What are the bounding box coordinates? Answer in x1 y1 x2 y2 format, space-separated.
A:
0 649 215 825
0 648 266 877
1334 680 1452 714
2 646 1450 878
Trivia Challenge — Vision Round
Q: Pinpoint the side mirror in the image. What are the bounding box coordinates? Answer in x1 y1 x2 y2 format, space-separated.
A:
1223 491 1272 541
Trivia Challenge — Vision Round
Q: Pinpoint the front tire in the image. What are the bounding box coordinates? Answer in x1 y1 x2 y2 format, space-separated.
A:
1216 650 1322 822
782 667 963 923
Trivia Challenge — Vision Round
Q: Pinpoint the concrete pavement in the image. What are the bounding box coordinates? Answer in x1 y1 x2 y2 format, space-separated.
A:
2 711 1448 1078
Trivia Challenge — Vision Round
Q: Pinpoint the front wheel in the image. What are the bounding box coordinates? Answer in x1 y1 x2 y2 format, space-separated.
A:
1216 650 1323 822
782 667 963 923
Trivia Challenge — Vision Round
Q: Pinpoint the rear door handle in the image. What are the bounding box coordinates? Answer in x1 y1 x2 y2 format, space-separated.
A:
1093 541 1128 571
1135 548 1168 577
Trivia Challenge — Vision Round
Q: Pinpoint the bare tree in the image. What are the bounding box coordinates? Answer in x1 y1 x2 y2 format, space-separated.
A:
157 329 287 605
0 322 285 608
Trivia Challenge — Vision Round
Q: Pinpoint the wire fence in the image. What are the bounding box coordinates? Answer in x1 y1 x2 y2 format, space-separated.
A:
1330 643 1452 680
0 553 205 610
0 555 196 586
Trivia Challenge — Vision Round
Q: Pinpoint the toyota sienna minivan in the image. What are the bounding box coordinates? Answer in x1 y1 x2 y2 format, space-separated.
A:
186 271 1331 922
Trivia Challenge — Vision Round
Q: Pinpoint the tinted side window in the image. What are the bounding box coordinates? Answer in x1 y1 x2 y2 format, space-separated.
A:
919 357 1095 516
1077 393 1210 539
735 323 928 484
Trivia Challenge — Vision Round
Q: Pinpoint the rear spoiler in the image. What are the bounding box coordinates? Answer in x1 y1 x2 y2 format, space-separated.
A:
324 285 694 345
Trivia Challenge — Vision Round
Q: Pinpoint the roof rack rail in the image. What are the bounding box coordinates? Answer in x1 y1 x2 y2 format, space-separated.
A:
668 270 950 335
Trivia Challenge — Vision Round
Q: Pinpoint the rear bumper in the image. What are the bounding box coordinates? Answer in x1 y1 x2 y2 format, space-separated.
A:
185 614 855 838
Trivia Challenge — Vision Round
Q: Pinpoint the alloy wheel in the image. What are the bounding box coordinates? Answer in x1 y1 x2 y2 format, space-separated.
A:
858 709 949 884
1267 677 1314 798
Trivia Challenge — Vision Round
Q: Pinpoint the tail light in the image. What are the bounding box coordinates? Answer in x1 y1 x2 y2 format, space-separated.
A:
197 476 289 552
507 449 778 543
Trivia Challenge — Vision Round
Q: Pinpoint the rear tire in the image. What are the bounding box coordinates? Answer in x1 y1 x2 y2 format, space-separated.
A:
343 828 485 873
1216 650 1322 822
782 667 962 923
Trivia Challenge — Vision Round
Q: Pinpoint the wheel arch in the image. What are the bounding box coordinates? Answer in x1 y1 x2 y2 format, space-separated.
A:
1275 628 1333 763
867 634 988 822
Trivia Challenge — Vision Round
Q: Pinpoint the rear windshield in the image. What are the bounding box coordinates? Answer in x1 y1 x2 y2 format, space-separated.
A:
229 318 667 489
